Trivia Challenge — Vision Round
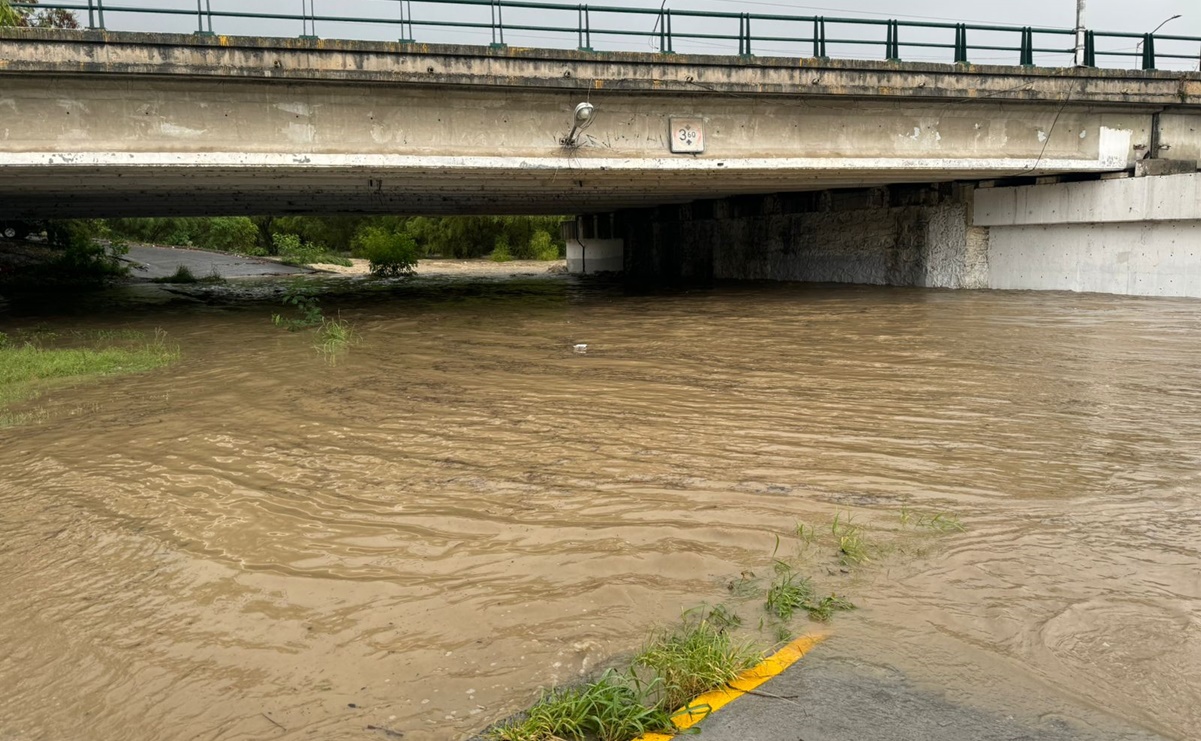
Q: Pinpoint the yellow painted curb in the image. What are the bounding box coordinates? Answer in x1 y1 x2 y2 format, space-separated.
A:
633 632 828 741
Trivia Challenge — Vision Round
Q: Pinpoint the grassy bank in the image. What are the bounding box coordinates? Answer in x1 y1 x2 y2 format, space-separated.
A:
0 329 180 426
487 508 971 741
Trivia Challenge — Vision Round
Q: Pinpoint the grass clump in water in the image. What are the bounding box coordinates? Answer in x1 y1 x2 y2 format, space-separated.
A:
764 562 815 621
489 670 673 741
900 507 966 533
764 562 856 623
832 512 869 566
634 617 761 713
0 328 179 426
314 317 356 358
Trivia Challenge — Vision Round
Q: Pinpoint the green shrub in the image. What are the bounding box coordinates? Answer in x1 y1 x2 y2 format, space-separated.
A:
10 220 130 287
529 230 561 261
105 217 260 254
351 226 418 277
490 235 513 262
271 233 349 267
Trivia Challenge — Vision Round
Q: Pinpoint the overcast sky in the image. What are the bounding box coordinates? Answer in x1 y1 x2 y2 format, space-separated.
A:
103 0 1200 70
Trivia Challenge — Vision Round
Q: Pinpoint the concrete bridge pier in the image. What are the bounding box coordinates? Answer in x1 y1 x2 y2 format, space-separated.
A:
572 183 992 289
564 215 624 275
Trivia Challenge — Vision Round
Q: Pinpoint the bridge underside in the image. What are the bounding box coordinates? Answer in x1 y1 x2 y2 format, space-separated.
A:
0 156 1137 218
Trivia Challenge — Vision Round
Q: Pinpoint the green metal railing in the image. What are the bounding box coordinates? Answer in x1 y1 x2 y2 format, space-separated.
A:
10 0 1201 71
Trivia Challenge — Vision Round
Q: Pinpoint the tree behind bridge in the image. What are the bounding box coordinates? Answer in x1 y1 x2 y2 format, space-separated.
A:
0 0 78 28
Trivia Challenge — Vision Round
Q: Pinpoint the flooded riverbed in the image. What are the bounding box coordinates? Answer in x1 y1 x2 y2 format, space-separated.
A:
2 276 1199 740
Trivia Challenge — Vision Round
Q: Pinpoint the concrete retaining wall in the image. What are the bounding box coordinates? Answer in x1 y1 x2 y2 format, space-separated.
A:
988 221 1201 295
977 172 1201 297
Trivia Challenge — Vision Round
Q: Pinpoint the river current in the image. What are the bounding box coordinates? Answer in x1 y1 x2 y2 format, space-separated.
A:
1 276 1199 740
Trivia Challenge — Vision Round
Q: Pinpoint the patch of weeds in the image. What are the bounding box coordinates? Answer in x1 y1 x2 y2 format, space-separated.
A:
795 521 819 547
832 512 869 566
805 594 856 623
198 267 226 285
151 265 199 284
271 282 324 330
726 570 760 600
765 561 856 623
773 623 794 644
682 603 742 631
81 329 146 342
272 233 351 268
765 562 815 621
901 507 966 533
635 618 761 713
488 669 673 741
314 316 356 359
0 328 179 427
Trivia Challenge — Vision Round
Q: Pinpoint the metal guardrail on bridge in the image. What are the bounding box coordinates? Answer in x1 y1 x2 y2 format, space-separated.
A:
8 0 1201 71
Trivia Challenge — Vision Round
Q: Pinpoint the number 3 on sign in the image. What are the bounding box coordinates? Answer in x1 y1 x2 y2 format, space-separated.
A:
669 117 704 153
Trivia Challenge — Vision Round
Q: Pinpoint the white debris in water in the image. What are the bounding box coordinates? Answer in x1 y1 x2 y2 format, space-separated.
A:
573 343 588 354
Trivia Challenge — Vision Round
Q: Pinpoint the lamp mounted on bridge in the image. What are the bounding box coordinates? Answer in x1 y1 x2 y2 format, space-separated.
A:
562 102 596 147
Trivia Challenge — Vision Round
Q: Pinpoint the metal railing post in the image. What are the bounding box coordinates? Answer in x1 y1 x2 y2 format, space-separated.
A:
739 14 752 57
85 0 95 29
1083 30 1096 66
813 16 826 58
399 0 414 43
1019 27 1033 66
490 0 506 49
195 0 213 35
1141 33 1156 69
578 4 592 51
954 23 968 63
299 0 317 39
886 19 900 61
658 9 673 54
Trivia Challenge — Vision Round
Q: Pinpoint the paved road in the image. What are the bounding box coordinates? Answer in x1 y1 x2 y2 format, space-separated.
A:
124 244 310 280
692 645 1166 741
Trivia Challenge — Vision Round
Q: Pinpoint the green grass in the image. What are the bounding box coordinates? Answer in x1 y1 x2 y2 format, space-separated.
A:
0 328 179 426
765 562 856 623
151 265 199 284
489 616 761 741
489 670 673 741
634 618 761 713
795 521 819 546
900 507 966 533
314 317 357 358
765 562 816 621
832 512 869 566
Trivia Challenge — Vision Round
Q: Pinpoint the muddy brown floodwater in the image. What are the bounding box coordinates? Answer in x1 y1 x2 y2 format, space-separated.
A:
2 277 1200 741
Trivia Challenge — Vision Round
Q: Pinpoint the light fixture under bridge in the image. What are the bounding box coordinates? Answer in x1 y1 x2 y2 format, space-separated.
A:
562 102 596 147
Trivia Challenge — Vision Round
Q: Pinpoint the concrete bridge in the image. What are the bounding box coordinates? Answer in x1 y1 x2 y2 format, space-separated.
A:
1 29 1201 295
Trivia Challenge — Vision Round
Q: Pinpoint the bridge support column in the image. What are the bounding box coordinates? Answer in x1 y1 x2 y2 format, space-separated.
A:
563 215 624 274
